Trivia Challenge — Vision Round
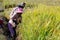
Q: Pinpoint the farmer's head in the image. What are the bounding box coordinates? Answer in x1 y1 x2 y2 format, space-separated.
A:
18 2 26 8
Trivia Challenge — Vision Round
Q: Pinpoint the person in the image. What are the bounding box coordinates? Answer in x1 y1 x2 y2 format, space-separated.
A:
8 2 26 40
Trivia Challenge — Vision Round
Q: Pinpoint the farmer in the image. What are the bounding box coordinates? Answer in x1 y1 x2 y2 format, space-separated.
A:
0 16 9 35
8 2 26 40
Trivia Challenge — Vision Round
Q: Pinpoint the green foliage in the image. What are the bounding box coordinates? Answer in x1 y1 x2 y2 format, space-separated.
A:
3 0 60 40
0 0 3 2
19 4 60 40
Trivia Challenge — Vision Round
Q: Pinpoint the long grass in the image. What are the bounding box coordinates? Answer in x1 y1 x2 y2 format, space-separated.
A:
2 0 60 40
18 4 60 40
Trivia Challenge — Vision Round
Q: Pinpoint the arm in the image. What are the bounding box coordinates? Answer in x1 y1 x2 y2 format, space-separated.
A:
17 14 22 23
10 7 18 19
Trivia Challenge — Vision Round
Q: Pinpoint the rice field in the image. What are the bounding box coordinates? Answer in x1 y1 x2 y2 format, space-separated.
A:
0 0 60 40
19 4 60 40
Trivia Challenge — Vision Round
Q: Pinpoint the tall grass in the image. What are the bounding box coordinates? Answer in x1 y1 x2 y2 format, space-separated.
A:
3 0 60 40
18 4 60 40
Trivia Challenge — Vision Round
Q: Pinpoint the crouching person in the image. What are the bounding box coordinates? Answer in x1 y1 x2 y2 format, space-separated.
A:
8 2 26 40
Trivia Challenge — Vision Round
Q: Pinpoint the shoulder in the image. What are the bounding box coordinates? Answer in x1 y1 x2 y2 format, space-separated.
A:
12 7 18 10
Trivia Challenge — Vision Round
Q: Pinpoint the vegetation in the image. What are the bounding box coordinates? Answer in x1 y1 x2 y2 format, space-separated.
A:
19 4 60 40
1 0 60 40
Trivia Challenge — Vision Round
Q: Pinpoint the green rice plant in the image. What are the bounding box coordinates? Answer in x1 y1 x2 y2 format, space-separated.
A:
19 4 60 40
3 0 60 40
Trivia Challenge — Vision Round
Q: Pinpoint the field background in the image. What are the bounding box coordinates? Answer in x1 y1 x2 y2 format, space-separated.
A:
0 0 60 40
